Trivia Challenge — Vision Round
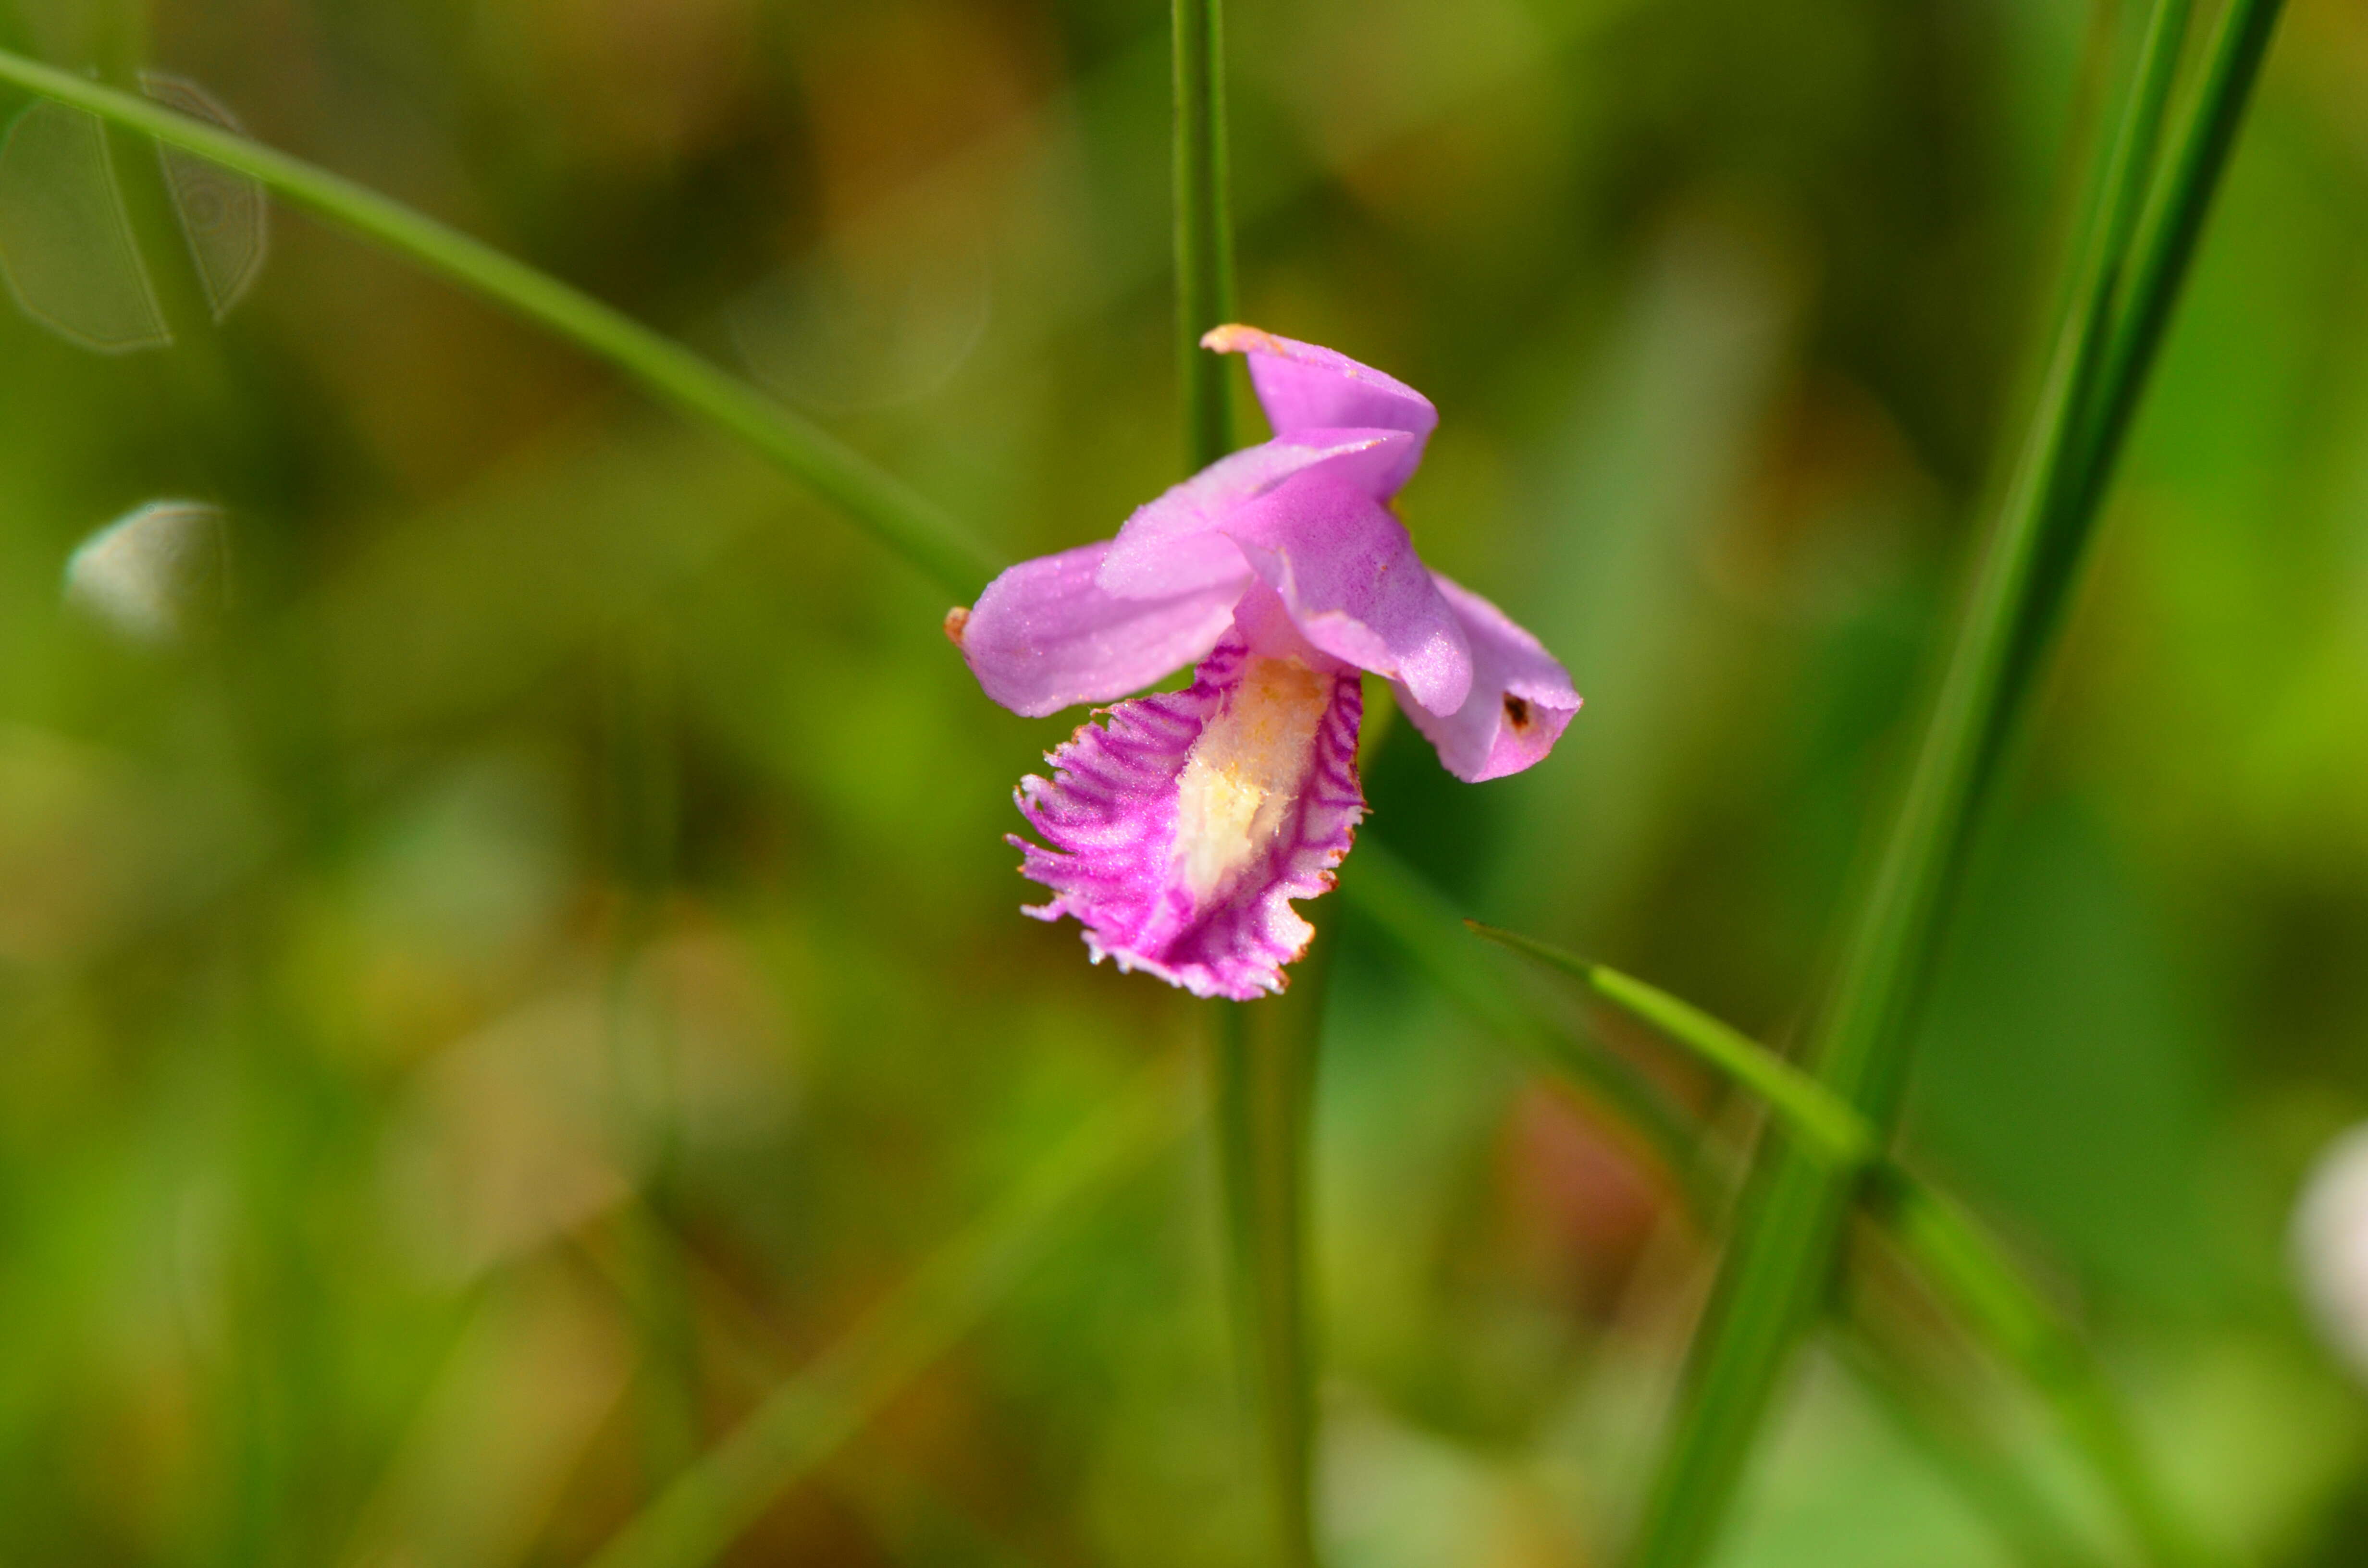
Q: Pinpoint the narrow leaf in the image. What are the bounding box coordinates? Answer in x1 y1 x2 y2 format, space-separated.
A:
0 49 1000 599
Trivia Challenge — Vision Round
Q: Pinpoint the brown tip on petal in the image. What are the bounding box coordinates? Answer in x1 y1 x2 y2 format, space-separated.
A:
1201 323 1281 355
1503 693 1533 731
943 605 971 649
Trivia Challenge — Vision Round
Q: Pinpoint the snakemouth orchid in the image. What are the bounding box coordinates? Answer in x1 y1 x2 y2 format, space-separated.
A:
949 326 1580 999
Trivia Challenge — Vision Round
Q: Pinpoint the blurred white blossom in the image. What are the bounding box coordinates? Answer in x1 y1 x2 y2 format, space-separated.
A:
63 499 227 644
2293 1123 2368 1380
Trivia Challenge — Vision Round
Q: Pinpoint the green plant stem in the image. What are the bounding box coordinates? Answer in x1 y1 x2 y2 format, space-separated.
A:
1622 0 2280 1557
1467 922 2201 1567
0 48 998 601
1209 941 1326 1568
1172 0 1236 472
584 1064 1194 1568
1468 923 1870 1169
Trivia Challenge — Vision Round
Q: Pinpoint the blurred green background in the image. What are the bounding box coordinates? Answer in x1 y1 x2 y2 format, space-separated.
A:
1 0 2366 1562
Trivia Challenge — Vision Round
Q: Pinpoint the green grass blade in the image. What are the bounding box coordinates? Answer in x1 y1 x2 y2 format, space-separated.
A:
583 1066 1194 1568
1468 920 2206 1567
1620 0 2279 1556
0 48 999 600
1172 0 1236 471
1464 923 1872 1170
2070 0 2288 531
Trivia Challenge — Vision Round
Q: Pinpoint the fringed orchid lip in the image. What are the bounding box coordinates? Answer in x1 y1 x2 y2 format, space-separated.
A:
953 326 1582 996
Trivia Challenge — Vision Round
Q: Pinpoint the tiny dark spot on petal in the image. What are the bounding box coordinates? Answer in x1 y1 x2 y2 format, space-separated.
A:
1503 694 1531 730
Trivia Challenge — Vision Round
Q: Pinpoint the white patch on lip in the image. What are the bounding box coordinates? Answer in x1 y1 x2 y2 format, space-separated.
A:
1172 656 1331 907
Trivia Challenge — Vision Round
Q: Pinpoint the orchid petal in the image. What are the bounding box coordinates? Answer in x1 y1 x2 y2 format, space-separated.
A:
1013 631 1366 1000
1395 573 1580 782
1203 325 1437 498
957 540 1241 717
1221 470 1472 716
1096 429 1418 600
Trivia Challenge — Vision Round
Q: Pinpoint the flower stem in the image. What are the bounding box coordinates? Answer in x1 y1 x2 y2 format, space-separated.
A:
0 48 999 600
1623 0 2281 1558
1209 958 1324 1568
1173 0 1237 472
1468 922 2206 1568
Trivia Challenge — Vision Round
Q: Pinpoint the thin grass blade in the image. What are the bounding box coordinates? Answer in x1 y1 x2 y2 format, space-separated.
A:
1465 922 1872 1168
1621 0 2280 1557
582 1065 1194 1568
0 49 999 599
1172 0 1235 472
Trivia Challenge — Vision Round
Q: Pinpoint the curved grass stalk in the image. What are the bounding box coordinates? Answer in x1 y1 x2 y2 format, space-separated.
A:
1466 922 2206 1568
1624 0 2282 1559
584 1064 1195 1568
0 48 999 600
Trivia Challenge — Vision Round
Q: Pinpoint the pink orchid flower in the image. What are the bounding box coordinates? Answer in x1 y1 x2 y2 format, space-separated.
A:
949 326 1580 1000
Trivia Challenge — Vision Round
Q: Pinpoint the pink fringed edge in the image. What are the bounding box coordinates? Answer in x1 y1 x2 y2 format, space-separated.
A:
1011 634 1366 1000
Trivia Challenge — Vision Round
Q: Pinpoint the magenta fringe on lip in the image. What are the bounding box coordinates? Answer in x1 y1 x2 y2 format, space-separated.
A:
1011 633 1366 1001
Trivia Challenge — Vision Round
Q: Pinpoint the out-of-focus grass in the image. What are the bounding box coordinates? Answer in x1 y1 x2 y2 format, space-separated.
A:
1 0 2367 1565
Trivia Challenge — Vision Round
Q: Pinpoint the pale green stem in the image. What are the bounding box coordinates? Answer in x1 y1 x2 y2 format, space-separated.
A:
1173 0 1237 472
584 1065 1195 1568
0 48 999 600
1209 964 1324 1568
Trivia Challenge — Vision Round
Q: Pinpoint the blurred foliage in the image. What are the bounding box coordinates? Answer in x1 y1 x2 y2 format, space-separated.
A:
2 0 2368 1564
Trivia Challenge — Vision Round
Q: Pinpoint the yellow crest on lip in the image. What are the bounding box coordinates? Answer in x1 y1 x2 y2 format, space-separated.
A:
1172 656 1329 906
